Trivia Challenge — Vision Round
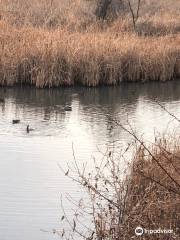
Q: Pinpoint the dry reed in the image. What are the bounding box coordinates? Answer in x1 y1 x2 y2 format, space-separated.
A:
60 135 180 239
0 0 179 87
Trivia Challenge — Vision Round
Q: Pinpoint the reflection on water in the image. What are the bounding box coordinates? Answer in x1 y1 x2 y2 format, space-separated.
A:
0 81 180 240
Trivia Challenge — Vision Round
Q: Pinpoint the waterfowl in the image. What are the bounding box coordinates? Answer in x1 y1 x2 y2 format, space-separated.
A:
12 119 20 124
64 106 72 111
26 125 34 133
0 98 5 103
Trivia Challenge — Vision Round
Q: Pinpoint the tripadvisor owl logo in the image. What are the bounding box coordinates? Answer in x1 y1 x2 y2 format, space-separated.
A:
135 226 174 236
135 226 144 236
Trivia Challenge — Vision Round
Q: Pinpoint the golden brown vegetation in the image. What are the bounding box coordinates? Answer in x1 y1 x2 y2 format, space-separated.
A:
0 0 179 87
60 127 180 239
123 138 180 239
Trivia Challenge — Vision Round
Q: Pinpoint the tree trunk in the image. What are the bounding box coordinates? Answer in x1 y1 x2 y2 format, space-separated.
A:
95 0 112 20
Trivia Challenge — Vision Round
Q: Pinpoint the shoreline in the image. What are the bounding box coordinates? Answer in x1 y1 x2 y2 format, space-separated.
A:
0 78 180 89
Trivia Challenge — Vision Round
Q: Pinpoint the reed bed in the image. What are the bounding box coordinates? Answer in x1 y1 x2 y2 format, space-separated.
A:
0 20 179 87
0 0 179 87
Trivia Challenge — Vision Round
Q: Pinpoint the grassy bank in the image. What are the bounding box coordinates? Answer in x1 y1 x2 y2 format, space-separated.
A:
61 134 180 239
122 139 180 239
0 1 180 87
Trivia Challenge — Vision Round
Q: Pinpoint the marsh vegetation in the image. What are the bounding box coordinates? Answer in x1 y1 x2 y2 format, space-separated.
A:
0 0 179 87
60 117 180 240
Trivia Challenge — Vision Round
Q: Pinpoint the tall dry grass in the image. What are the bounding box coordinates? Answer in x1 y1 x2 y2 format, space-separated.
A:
60 132 180 239
122 138 180 239
0 0 96 28
0 0 179 87
110 12 180 36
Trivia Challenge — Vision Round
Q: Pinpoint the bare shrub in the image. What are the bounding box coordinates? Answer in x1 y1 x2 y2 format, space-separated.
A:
59 119 180 239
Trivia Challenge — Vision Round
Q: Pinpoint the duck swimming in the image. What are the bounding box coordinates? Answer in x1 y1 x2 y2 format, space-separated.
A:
26 125 34 133
64 106 72 111
12 119 20 124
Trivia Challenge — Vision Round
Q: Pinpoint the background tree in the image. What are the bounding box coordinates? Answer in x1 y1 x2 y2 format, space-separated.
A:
95 0 141 31
127 0 141 30
95 0 124 20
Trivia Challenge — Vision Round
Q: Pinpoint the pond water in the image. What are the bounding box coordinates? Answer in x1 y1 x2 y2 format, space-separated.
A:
0 81 180 240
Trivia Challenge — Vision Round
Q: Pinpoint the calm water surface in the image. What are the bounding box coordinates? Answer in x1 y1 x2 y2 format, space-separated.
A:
0 81 180 240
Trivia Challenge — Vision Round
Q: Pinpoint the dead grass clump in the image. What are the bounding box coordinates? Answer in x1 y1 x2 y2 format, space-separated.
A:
123 138 180 239
61 135 180 239
109 12 180 36
136 13 180 36
0 0 96 29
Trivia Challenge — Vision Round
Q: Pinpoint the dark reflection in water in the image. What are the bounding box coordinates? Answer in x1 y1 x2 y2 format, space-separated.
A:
0 80 180 240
